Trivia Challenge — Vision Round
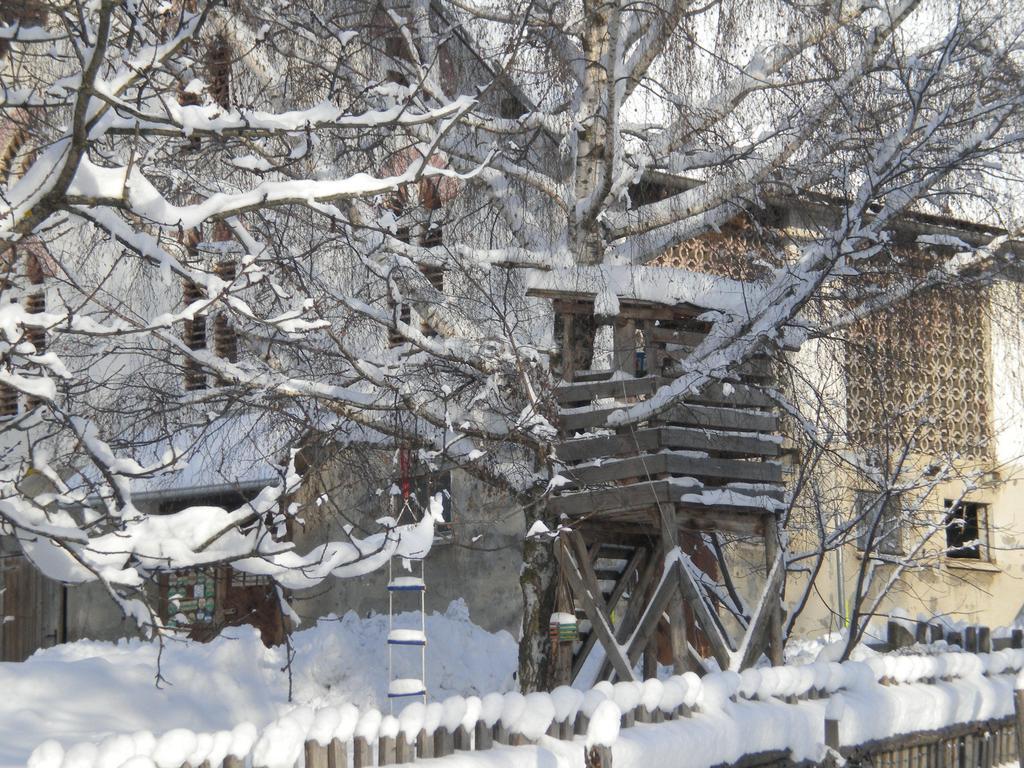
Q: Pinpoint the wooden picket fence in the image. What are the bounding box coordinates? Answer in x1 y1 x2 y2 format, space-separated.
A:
873 619 1024 656
40 629 1024 768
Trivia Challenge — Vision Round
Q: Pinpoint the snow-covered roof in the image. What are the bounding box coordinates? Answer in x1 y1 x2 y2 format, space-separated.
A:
525 265 765 318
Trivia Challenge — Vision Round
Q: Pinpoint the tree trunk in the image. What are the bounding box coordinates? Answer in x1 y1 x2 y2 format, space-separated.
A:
519 533 559 691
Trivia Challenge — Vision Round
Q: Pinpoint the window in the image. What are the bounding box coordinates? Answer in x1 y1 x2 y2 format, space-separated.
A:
387 227 445 348
944 500 987 560
855 491 903 556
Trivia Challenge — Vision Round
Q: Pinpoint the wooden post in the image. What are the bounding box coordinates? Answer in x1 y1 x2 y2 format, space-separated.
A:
966 626 978 653
825 718 840 752
930 623 945 644
474 721 493 750
978 626 992 654
454 726 472 751
396 736 415 763
949 631 963 649
353 737 372 768
575 712 590 736
378 735 396 766
916 621 930 644
586 745 613 768
222 758 244 768
1012 628 1023 649
493 722 509 745
304 740 328 768
560 719 574 739
327 738 346 768
764 517 784 666
509 732 531 747
416 729 434 758
1014 688 1024 768
434 727 454 757
888 620 914 650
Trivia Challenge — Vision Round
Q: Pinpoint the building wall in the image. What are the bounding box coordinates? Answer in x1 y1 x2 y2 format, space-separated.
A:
288 454 526 636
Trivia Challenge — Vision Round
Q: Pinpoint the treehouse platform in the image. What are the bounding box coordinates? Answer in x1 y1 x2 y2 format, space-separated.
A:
530 272 789 684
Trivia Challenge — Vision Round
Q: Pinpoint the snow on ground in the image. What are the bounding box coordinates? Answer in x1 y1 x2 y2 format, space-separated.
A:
0 600 516 768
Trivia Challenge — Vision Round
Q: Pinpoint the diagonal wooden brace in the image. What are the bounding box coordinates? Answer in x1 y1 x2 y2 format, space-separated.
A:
556 538 636 681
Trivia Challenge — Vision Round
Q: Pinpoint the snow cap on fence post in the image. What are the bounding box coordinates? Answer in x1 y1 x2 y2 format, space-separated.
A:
480 692 505 728
515 692 555 740
461 696 483 733
26 740 63 768
153 728 199 768
500 691 527 730
229 722 259 760
586 700 622 748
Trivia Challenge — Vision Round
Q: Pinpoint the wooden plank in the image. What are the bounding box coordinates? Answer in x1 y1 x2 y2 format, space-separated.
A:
764 521 783 666
555 376 773 409
624 561 680 668
554 375 659 404
353 737 372 768
670 554 733 670
563 452 782 487
550 479 783 521
733 549 785 670
327 738 346 768
557 540 636 681
686 382 774 409
305 741 328 768
662 344 774 377
559 400 778 434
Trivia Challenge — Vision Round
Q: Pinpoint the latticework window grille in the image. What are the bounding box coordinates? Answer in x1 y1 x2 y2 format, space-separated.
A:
655 218 779 280
845 287 991 458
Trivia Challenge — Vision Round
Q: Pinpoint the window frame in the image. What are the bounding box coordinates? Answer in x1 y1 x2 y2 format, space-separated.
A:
943 499 988 561
854 490 904 557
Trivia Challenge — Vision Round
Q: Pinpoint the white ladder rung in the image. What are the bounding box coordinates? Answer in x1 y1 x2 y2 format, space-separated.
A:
388 629 427 646
388 678 426 698
388 576 426 591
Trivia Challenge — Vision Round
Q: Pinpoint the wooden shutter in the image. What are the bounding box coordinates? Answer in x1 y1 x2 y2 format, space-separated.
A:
208 36 232 110
212 261 238 364
182 278 207 391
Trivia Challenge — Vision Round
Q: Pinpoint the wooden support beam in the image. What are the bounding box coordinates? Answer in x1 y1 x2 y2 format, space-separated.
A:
557 539 636 681
670 555 733 671
624 562 681 669
733 549 785 670
596 548 661 682
764 519 783 666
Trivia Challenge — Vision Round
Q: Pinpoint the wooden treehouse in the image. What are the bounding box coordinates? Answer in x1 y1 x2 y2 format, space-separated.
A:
533 274 788 684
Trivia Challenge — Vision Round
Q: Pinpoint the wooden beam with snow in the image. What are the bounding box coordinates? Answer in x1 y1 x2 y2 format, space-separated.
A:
670 553 734 671
555 427 780 462
733 549 786 670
